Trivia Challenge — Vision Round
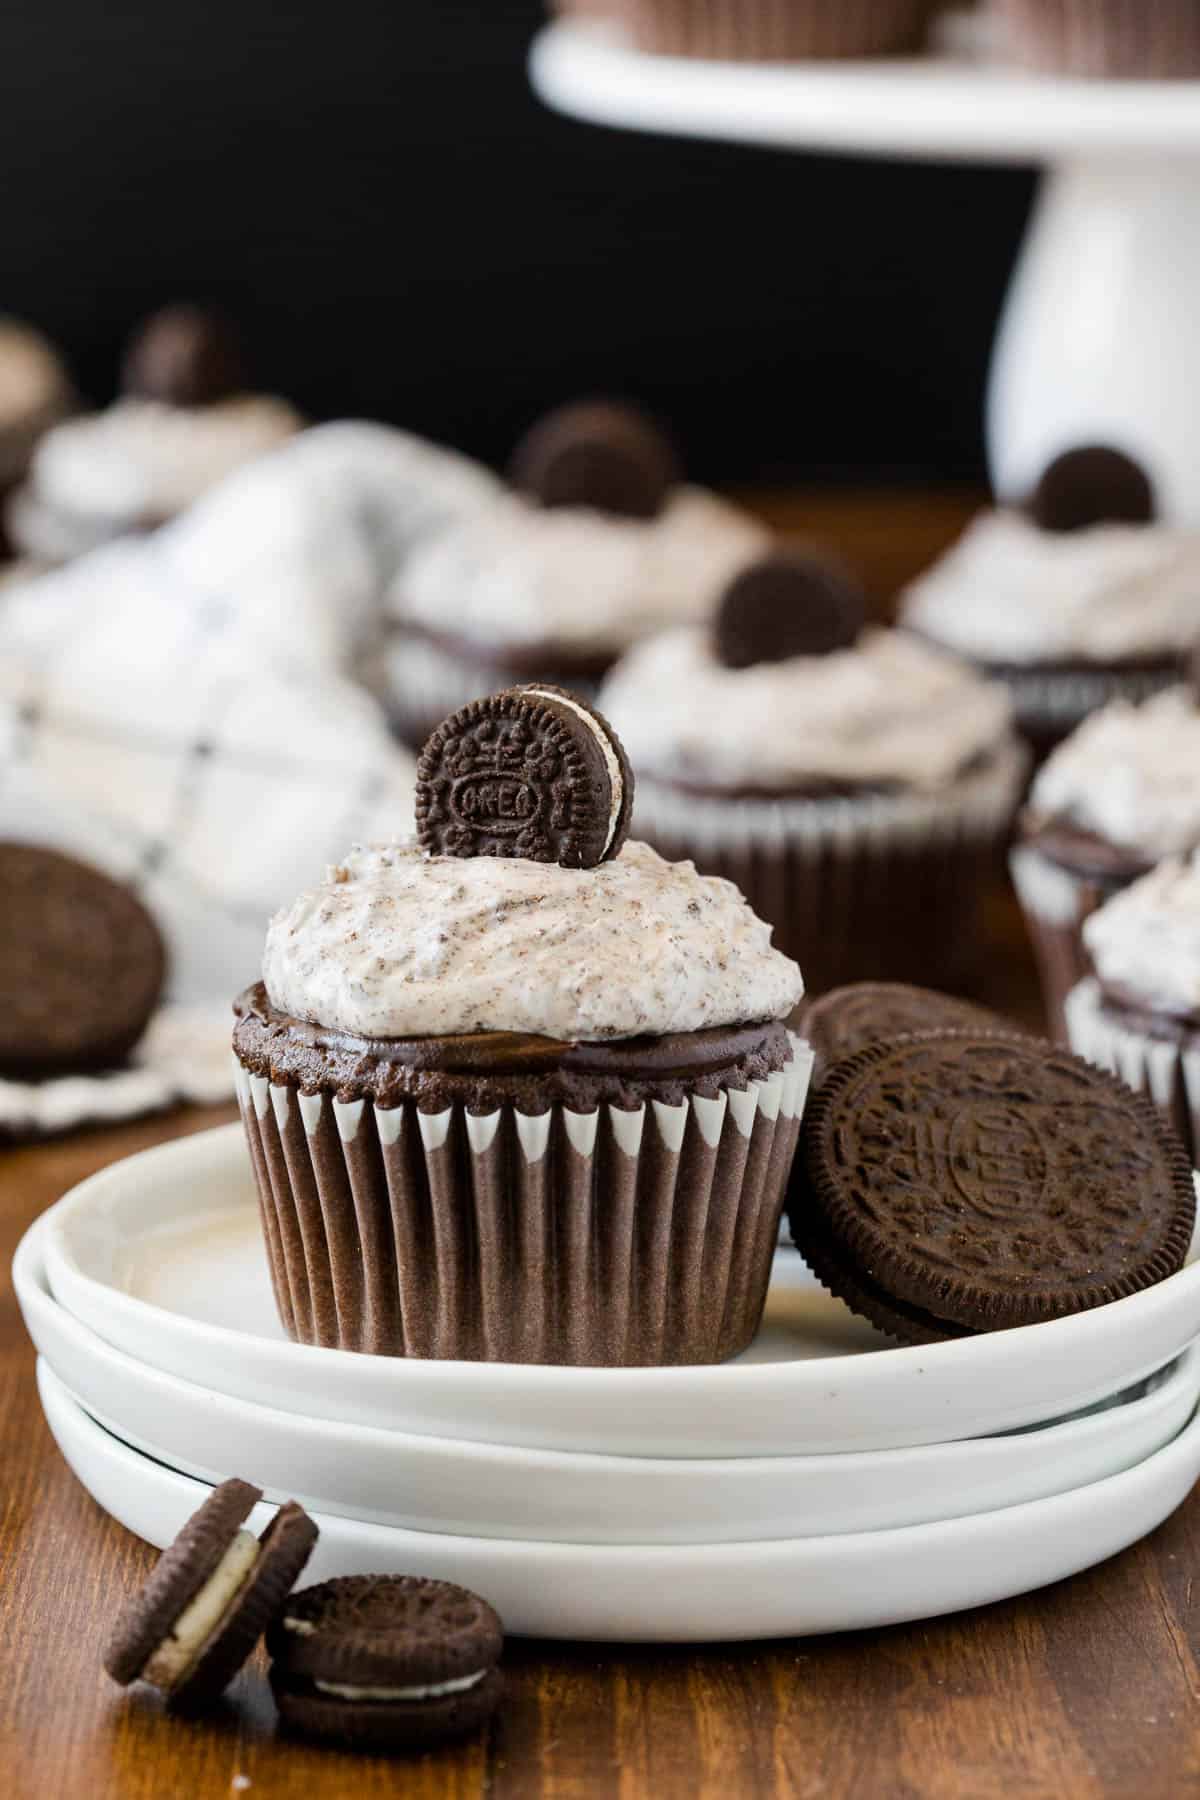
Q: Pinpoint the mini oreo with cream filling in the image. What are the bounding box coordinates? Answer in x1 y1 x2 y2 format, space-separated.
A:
713 549 866 670
267 1575 504 1749
1029 445 1156 536
103 1478 318 1713
415 684 633 868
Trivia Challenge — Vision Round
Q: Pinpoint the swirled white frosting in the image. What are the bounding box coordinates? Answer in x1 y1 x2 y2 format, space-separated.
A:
1028 688 1200 857
0 319 69 426
1084 853 1200 1016
31 395 302 523
598 626 1015 792
390 489 768 655
900 510 1200 665
262 837 803 1041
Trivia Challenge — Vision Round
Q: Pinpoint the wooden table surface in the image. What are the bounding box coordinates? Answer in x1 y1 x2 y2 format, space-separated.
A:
4 491 1200 1799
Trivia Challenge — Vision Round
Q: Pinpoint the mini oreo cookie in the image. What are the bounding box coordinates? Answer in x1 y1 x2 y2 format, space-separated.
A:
509 398 680 520
268 1575 504 1749
1029 446 1156 535
416 685 633 868
794 1031 1195 1345
713 550 865 670
798 982 1015 1086
122 303 247 407
104 1478 318 1713
0 842 166 1077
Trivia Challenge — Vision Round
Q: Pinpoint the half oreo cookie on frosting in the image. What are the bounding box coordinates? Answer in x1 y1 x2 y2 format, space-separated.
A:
713 549 865 670
509 397 680 521
793 1031 1195 1346
415 684 633 868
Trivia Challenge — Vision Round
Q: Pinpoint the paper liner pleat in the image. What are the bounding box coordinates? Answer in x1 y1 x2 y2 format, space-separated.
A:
234 1045 811 1365
1010 845 1136 1045
623 0 936 58
1066 978 1200 1167
994 0 1200 77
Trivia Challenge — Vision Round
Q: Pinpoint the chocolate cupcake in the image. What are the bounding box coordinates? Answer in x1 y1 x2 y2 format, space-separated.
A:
0 320 73 552
992 0 1200 77
1011 686 1200 1042
900 447 1200 763
599 551 1028 993
381 400 766 748
232 686 809 1366
1066 855 1200 1165
622 0 938 59
7 305 302 564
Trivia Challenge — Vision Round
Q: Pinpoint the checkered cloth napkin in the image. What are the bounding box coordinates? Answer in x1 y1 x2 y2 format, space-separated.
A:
0 422 500 1131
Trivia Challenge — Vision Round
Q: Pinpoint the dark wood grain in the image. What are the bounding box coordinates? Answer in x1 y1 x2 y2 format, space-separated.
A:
3 491 1198 1799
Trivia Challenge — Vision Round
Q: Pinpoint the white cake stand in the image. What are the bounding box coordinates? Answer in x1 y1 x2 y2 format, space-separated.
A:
530 20 1200 522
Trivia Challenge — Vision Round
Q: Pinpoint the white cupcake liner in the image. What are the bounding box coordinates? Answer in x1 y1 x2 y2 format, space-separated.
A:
1066 978 1200 1165
234 1034 813 1366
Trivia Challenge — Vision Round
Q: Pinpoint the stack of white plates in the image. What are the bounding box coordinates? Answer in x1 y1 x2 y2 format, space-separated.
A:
16 1124 1200 1641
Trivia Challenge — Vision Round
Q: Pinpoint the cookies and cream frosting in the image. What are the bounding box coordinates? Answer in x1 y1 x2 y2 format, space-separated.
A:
900 510 1200 666
1028 688 1200 858
598 625 1015 793
262 838 803 1042
391 489 768 656
30 395 302 524
1084 853 1200 1017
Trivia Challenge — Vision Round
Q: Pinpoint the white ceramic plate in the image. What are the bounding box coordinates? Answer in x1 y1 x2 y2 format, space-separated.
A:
41 1125 1200 1458
38 1360 1200 1643
20 1221 1198 1543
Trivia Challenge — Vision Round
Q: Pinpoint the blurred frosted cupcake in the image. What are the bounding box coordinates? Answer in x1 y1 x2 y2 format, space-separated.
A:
992 0 1200 76
7 305 302 563
1012 685 1200 1042
599 550 1028 992
901 446 1200 762
233 685 810 1366
381 399 767 747
622 0 938 58
1065 855 1200 1164
0 319 73 549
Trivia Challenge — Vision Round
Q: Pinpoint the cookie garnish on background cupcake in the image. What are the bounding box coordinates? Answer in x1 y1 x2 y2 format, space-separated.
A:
509 397 680 521
712 548 865 669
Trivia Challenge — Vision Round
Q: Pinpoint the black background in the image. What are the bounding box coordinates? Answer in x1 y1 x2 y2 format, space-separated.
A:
0 1 1036 484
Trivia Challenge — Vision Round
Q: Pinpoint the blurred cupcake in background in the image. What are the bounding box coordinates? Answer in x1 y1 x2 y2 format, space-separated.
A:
1011 684 1200 1042
0 319 73 554
900 446 1200 763
1065 854 1200 1165
621 0 940 58
599 548 1027 993
6 304 302 564
381 398 767 747
991 0 1200 77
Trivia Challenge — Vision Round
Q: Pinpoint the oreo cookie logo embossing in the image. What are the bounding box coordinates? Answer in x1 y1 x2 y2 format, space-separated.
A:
946 1103 1048 1218
416 686 633 868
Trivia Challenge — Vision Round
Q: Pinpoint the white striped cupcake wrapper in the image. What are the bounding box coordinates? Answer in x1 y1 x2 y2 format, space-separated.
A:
1065 978 1200 1167
233 1034 814 1366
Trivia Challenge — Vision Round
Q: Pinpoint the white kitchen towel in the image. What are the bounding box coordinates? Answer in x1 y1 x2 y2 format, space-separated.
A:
0 421 500 1119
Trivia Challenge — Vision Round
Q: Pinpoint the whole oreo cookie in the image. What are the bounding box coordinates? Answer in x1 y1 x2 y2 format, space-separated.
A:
713 550 865 670
794 1031 1195 1345
0 843 166 1077
1029 445 1156 534
268 1575 504 1749
122 303 247 407
509 398 680 520
798 982 1015 1086
416 685 633 868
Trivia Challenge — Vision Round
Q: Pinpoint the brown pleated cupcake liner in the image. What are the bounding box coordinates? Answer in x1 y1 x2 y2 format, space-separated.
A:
630 743 1026 995
992 0 1200 77
233 1037 812 1366
1009 843 1134 1043
622 0 937 59
989 661 1187 766
1066 978 1200 1166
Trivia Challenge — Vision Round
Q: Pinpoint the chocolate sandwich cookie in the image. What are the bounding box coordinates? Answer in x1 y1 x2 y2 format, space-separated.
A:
796 982 1015 1086
713 550 865 671
268 1575 504 1749
416 684 633 868
0 843 166 1077
794 1031 1195 1345
104 1479 318 1713
509 398 680 521
1029 445 1156 536
122 303 247 408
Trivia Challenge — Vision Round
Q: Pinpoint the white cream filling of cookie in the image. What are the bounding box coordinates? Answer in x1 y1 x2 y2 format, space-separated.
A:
141 1530 260 1690
523 686 624 856
312 1670 488 1703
